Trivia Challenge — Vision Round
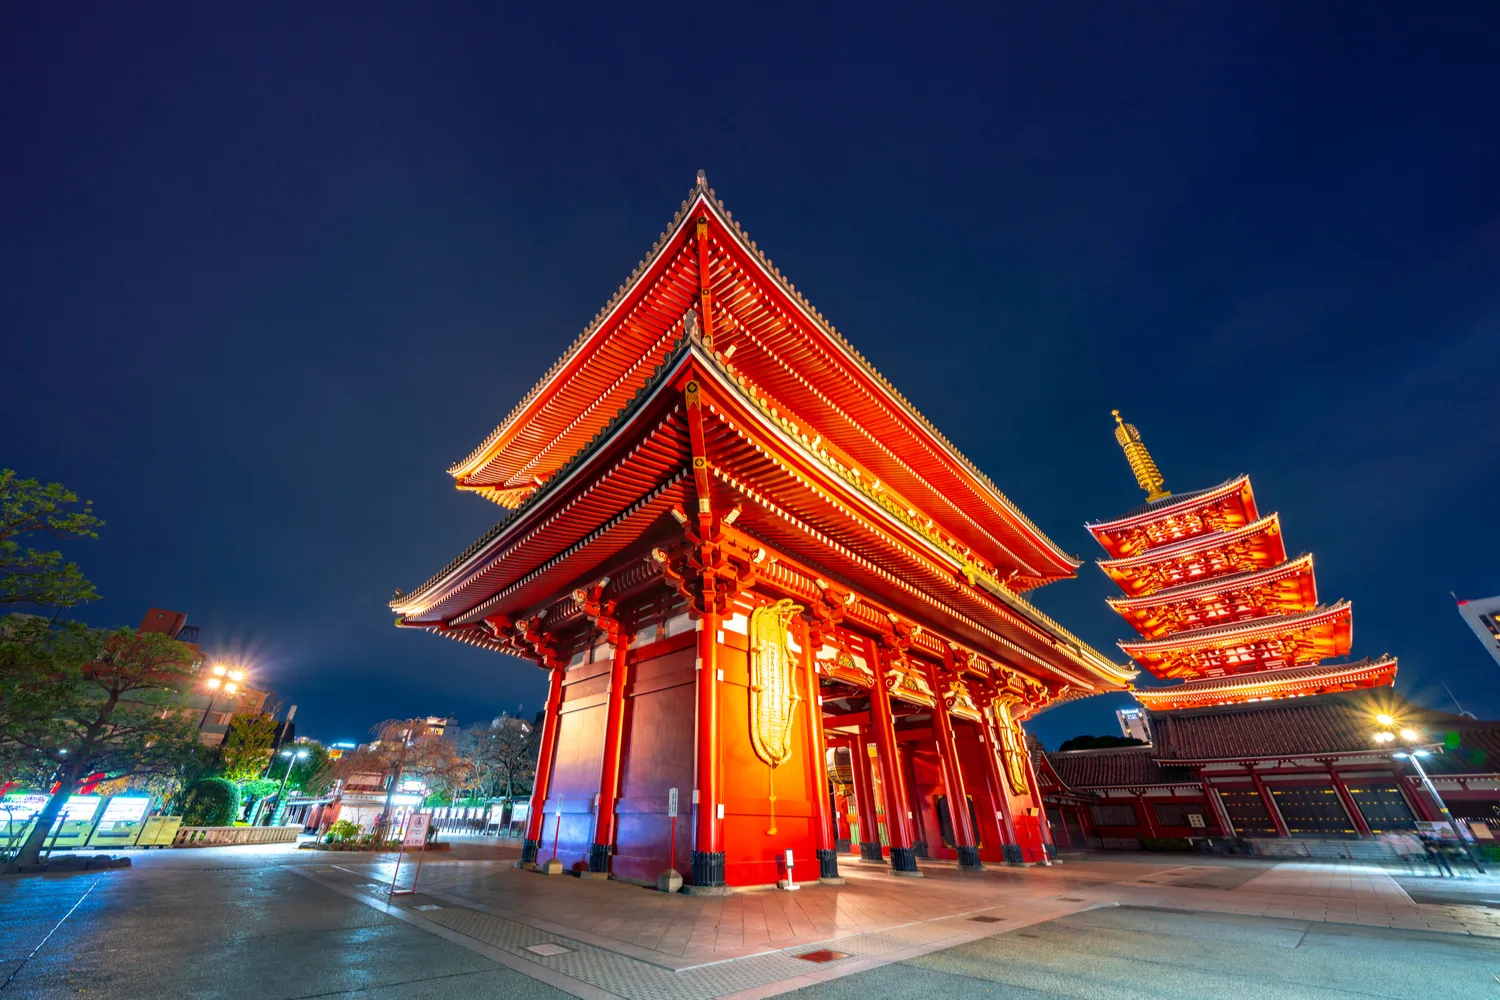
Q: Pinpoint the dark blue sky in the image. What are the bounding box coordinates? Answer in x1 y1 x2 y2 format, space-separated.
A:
4 5 1497 747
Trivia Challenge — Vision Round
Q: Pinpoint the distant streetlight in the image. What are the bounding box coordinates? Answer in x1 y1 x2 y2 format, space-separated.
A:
1372 715 1485 874
269 748 311 826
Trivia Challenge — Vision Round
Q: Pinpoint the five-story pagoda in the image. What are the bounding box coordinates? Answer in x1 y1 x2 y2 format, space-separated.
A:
391 173 1133 890
1089 412 1396 711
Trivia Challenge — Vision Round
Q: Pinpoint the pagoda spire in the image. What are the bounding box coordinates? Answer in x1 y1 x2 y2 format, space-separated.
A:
1112 410 1170 501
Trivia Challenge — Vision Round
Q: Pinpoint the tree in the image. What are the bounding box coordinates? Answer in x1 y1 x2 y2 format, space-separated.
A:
221 712 279 782
0 469 103 610
1 619 203 868
181 777 241 826
1056 734 1147 752
362 719 465 838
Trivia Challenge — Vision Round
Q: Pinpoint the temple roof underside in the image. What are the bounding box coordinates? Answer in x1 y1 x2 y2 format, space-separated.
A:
1131 655 1397 711
392 340 1133 696
1106 553 1319 639
1098 514 1287 599
1086 475 1258 560
1118 601 1353 680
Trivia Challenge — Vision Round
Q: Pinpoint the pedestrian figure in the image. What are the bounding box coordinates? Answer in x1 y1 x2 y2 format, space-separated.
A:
1420 832 1454 876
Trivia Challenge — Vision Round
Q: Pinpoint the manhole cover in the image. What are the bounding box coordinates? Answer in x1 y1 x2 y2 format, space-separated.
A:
795 950 849 963
969 916 1005 923
525 943 573 957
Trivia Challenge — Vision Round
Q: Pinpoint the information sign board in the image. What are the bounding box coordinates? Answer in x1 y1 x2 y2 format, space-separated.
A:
403 813 430 848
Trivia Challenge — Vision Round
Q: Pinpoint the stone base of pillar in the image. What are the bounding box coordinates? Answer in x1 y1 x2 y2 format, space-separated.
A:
835 838 852 853
689 850 726 887
858 841 884 862
1001 844 1024 864
586 842 611 874
1043 843 1058 860
955 845 983 869
889 845 923 876
520 838 540 864
911 840 929 859
816 848 841 880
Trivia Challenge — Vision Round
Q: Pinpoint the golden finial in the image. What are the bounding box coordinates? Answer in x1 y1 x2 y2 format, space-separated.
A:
1112 410 1170 501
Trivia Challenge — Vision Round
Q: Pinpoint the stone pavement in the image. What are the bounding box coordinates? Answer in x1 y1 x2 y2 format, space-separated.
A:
291 844 1500 998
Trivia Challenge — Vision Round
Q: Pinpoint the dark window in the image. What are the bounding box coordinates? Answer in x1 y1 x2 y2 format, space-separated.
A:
1271 786 1357 838
1154 802 1206 829
1347 786 1416 833
1218 789 1278 836
934 795 983 848
1089 803 1140 827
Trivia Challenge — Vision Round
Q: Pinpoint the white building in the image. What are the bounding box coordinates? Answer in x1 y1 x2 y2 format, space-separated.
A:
1116 706 1151 743
1457 594 1500 667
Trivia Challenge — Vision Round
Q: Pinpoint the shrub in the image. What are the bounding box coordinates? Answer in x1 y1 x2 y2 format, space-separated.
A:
181 777 241 826
326 820 361 844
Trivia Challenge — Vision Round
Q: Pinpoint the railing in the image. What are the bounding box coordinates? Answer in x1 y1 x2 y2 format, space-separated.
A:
1246 838 1401 861
172 825 301 847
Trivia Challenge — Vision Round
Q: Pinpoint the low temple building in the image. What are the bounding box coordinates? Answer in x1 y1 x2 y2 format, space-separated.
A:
390 173 1135 889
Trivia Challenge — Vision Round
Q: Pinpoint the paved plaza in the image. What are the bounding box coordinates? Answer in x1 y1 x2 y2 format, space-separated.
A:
3 838 1498 998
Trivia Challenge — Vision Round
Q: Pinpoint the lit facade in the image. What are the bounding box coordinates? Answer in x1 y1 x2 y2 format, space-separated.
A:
390 174 1133 888
1456 594 1500 667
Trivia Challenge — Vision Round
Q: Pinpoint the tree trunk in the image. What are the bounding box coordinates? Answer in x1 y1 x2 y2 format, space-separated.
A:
12 761 83 869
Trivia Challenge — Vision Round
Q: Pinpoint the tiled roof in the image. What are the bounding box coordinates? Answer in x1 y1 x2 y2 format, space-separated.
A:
1151 689 1496 764
1045 746 1170 788
1044 690 1500 789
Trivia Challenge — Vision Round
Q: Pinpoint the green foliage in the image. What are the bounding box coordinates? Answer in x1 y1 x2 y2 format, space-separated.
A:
0 469 104 609
182 777 241 826
221 712 278 782
1057 734 1148 752
326 819 360 843
2 619 205 865
237 778 280 802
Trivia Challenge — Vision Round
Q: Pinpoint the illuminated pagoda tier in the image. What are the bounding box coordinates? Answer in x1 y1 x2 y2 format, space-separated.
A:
1087 412 1393 705
391 173 1133 889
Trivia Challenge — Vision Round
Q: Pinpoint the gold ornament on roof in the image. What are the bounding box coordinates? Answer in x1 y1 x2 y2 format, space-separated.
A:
1112 410 1170 502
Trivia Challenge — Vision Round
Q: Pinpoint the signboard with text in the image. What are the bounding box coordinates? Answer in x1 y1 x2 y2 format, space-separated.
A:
403 813 430 848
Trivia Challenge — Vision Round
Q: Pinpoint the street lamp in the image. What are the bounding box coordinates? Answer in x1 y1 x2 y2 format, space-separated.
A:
198 665 246 731
1372 714 1486 874
268 748 310 827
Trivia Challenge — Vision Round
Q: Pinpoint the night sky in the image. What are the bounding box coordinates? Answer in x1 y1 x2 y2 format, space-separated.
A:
4 5 1497 748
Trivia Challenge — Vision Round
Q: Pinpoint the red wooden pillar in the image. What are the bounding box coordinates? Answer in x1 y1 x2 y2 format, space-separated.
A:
976 694 1021 861
1135 793 1160 839
867 639 921 876
1200 774 1234 837
1248 765 1290 837
691 609 724 887
797 619 840 882
588 618 630 874
1325 763 1371 838
928 656 981 869
1023 748 1055 860
522 665 565 864
850 729 883 861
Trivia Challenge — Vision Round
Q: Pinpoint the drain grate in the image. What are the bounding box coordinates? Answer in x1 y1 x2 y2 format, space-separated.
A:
968 916 1005 923
795 949 849 963
413 904 442 911
524 943 573 957
1056 897 1085 902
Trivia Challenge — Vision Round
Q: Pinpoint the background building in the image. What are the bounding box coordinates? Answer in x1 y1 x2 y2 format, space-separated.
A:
1456 594 1500 667
137 608 269 745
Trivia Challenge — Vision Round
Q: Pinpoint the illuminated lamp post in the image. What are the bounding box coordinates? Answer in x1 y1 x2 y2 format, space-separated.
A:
268 748 310 827
1372 714 1486 874
197 665 246 732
